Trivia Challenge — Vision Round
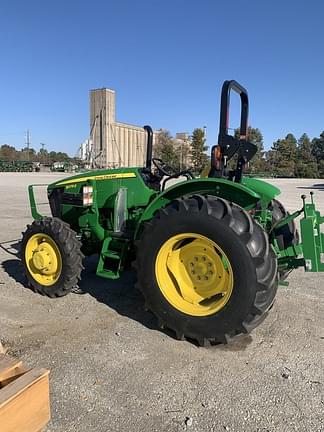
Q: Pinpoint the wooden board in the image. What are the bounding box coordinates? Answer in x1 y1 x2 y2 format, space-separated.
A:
0 342 6 355
0 357 50 432
0 355 27 388
0 355 23 380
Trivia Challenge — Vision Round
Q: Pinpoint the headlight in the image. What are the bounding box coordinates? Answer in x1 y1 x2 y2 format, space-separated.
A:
83 185 93 206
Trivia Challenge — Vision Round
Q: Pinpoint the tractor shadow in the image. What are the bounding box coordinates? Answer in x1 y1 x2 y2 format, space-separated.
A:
1 258 26 285
0 240 25 284
1 253 160 335
0 239 21 257
77 255 159 332
297 183 324 191
80 261 254 348
1 249 253 348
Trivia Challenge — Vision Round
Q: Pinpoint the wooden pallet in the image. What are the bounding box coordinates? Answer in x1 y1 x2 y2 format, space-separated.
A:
0 354 50 432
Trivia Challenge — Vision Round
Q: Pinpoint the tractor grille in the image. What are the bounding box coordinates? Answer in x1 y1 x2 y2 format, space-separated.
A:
48 188 64 217
48 188 83 218
61 193 83 206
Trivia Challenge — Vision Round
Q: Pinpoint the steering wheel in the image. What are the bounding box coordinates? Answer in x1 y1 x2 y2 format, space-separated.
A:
152 158 178 177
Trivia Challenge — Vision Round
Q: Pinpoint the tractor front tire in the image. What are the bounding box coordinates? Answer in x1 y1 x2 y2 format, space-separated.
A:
135 195 278 346
21 217 83 297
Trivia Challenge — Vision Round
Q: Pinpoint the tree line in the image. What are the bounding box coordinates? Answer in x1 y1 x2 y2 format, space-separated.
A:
154 128 208 174
155 127 324 178
2 127 323 177
0 144 73 164
239 128 324 178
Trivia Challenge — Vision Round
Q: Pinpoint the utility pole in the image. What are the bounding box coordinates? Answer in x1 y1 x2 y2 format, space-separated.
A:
25 129 30 162
40 143 46 165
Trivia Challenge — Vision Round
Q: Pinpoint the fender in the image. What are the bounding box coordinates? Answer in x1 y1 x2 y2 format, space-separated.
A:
241 177 281 205
135 178 264 238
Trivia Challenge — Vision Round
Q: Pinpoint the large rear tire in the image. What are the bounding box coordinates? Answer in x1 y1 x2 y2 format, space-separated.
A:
135 195 278 346
21 217 83 297
271 199 299 249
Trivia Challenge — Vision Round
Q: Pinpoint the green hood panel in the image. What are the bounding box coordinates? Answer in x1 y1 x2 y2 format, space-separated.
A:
47 167 156 209
48 168 139 189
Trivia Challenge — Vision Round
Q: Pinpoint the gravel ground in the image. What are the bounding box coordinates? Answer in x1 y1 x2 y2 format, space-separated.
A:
0 173 323 432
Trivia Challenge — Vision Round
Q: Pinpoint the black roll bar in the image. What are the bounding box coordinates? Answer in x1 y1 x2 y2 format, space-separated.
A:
210 80 256 181
219 80 249 140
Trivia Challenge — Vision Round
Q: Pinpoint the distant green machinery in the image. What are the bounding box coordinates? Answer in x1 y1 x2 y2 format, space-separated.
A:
21 80 324 346
50 161 71 172
0 160 33 172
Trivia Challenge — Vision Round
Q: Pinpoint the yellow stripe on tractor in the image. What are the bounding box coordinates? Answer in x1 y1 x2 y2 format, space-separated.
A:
56 172 136 186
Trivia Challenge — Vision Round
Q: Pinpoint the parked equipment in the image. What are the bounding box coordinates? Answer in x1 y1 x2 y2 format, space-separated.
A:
0 160 33 172
50 161 70 172
21 80 324 346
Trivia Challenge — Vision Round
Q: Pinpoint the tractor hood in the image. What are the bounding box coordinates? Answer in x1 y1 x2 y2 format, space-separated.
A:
48 168 139 190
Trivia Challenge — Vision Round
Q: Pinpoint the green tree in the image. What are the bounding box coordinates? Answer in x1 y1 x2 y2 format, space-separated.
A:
154 130 180 169
311 131 324 161
55 151 69 161
311 131 324 177
267 133 297 177
295 133 318 178
20 147 37 162
190 128 208 173
37 148 49 164
317 160 324 178
0 144 18 161
48 150 70 164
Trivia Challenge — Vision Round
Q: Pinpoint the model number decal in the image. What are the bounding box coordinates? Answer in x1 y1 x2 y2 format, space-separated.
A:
56 172 136 186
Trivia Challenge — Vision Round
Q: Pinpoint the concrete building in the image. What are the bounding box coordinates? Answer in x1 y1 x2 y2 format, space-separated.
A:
89 88 157 168
175 132 192 169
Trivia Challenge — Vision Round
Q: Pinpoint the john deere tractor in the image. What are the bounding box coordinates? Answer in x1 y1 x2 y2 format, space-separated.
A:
21 80 324 346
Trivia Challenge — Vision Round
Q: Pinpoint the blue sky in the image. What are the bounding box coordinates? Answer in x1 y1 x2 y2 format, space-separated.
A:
0 0 323 155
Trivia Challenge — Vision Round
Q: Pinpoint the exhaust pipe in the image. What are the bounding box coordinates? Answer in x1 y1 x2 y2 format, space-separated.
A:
144 125 153 170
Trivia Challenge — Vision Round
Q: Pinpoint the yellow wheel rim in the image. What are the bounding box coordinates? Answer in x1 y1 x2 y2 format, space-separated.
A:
25 233 62 286
155 233 234 316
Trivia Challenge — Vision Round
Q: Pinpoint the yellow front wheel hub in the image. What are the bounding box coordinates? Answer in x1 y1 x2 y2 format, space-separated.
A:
155 233 234 316
25 233 62 286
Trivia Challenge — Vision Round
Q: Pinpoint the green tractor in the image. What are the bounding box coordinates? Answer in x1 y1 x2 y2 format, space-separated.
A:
21 80 324 346
51 161 71 172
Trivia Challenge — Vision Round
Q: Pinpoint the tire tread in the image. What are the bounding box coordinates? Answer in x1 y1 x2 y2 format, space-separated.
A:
136 195 278 346
21 217 83 297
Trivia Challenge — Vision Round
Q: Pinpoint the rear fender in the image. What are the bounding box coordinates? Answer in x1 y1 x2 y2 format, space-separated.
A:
135 178 261 238
241 177 280 206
